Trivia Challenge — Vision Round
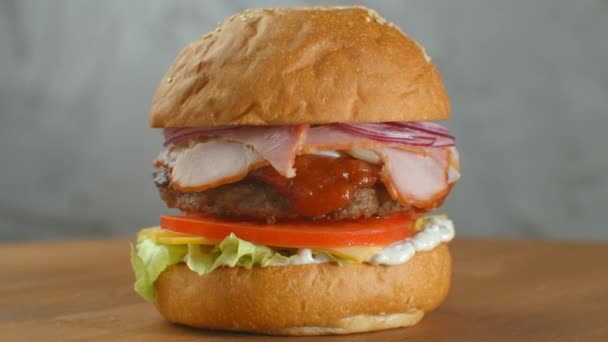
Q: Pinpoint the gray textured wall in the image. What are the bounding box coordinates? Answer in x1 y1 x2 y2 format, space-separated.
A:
1 0 607 241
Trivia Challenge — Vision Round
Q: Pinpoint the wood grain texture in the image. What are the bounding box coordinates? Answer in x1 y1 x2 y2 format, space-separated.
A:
1 239 607 341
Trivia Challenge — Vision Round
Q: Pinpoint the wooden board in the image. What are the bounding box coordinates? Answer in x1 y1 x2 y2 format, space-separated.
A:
1 239 607 341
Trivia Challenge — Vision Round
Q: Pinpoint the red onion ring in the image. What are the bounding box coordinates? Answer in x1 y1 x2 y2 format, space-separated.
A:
336 122 455 147
163 122 455 148
388 122 454 139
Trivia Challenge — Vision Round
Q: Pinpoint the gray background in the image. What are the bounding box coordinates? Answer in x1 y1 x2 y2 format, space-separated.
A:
1 0 607 241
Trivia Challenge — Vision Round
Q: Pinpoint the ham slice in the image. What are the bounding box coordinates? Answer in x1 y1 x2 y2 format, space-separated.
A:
210 125 307 178
170 140 265 192
304 125 458 208
378 147 450 208
447 146 461 183
161 124 459 209
303 126 422 154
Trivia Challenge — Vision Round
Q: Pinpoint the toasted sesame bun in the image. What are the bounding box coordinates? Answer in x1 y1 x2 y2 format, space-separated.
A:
150 6 449 128
153 243 451 335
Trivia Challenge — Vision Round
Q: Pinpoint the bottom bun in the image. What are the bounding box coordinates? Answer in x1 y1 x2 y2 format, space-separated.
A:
154 243 451 335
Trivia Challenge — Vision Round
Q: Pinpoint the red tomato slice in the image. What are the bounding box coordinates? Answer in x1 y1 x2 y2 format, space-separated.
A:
160 212 416 248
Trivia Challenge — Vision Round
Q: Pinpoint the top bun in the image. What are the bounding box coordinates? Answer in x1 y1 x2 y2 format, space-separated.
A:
150 6 449 128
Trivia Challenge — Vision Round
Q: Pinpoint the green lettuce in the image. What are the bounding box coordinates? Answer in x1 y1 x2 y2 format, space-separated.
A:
186 234 276 275
131 233 351 301
130 239 187 301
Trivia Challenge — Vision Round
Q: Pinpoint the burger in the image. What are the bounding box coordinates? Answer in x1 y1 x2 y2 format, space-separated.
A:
131 6 460 335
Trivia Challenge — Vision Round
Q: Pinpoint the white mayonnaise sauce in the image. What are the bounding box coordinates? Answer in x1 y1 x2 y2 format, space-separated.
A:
267 216 455 267
371 216 454 265
291 248 332 265
266 248 332 266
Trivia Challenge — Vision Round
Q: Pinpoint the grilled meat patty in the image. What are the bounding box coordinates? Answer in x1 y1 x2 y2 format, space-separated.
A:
154 166 406 222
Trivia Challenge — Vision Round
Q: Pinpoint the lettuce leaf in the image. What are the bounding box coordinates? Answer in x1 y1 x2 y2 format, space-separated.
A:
187 234 276 275
131 233 352 301
130 239 187 301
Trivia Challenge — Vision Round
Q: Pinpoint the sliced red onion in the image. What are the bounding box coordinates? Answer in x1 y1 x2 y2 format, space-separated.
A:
163 122 455 148
388 121 454 139
336 122 455 147
394 122 455 147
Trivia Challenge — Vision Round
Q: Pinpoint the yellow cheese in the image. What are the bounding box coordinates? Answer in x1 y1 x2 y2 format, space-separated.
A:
413 215 447 232
320 246 383 263
137 227 219 245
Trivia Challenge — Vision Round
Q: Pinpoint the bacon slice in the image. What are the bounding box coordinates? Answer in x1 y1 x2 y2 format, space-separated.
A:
170 140 265 192
210 125 308 178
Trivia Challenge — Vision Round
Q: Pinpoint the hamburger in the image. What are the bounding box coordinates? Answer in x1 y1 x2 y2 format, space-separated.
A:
131 6 460 335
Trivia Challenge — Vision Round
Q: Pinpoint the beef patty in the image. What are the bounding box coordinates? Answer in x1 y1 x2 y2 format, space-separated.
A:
154 166 406 222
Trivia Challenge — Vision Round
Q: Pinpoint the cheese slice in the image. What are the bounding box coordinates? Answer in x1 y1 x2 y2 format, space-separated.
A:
137 227 219 245
320 246 383 263
413 214 448 232
137 227 387 263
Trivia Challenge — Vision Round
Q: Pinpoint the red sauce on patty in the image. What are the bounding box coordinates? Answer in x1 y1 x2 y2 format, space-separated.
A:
251 155 380 216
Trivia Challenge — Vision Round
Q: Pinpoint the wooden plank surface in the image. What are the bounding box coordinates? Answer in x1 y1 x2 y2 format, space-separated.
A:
1 239 607 341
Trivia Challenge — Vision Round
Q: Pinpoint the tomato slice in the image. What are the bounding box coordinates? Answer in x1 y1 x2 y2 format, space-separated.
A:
160 212 416 248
